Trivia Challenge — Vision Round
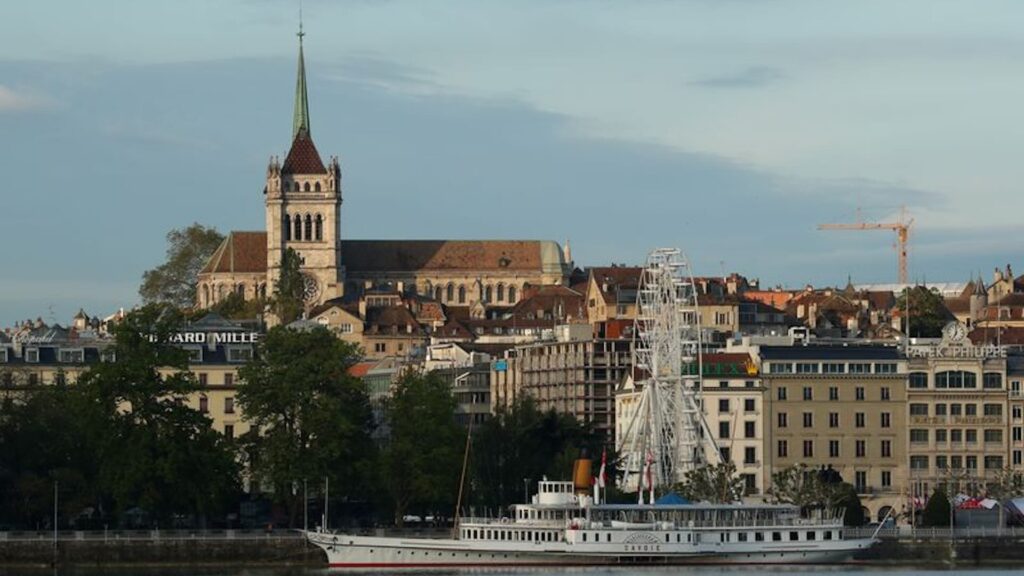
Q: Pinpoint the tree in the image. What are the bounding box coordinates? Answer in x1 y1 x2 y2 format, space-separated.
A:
381 370 463 526
985 468 1024 528
237 326 374 527
896 285 952 338
75 304 240 523
769 464 858 522
272 248 306 324
675 461 743 504
922 488 952 527
140 223 224 308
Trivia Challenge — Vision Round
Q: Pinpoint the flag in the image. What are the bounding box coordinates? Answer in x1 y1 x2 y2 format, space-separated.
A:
598 449 608 489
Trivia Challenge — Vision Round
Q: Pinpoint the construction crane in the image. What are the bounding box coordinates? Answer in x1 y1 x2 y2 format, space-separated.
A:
817 206 914 285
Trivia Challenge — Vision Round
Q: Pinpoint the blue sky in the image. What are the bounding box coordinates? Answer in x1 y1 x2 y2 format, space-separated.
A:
1 0 1022 326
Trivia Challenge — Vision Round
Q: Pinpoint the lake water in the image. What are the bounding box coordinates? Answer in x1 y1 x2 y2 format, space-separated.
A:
3 567 1023 576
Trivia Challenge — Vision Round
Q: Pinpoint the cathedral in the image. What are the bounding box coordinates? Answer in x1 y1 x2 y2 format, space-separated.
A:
197 33 571 312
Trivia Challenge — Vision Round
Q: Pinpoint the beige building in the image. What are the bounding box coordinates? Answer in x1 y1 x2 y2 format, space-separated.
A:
760 345 907 521
197 35 571 314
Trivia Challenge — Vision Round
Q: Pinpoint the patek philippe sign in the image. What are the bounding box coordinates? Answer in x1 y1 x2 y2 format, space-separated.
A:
907 345 1006 359
154 331 261 345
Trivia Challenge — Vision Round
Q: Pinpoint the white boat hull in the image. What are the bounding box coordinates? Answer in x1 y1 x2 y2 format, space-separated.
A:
308 532 875 569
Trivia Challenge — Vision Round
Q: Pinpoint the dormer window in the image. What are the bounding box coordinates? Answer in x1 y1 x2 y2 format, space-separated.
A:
228 346 253 363
25 348 39 363
0 348 7 363
185 347 203 363
59 349 84 364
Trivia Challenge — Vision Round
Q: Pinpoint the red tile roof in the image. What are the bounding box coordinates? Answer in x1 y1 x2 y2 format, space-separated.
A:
340 240 546 272
281 129 327 175
199 232 268 274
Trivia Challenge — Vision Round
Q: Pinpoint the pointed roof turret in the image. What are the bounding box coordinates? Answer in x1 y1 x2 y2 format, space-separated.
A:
293 20 310 139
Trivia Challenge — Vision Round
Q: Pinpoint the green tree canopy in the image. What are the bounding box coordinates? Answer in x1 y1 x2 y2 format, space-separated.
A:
140 223 224 308
272 248 306 324
237 325 374 527
896 285 953 338
922 488 952 527
769 464 859 522
674 461 743 504
380 370 463 526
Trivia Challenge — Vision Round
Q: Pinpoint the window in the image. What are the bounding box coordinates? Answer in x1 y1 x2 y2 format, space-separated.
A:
338 323 353 334
1015 451 1022 466
951 429 962 443
855 387 865 401
770 363 793 374
744 398 755 412
966 404 977 416
446 284 455 301
198 373 208 386
935 429 947 443
802 440 814 458
59 349 84 363
718 421 730 439
315 214 323 241
985 429 1003 443
1014 427 1022 442
803 387 813 401
744 421 755 438
909 372 929 388
935 404 947 416
374 342 386 353
224 424 234 439
910 456 928 469
823 363 845 374
936 456 948 469
745 380 756 388
719 398 730 412
881 440 892 458
803 412 813 428
458 285 467 304
881 412 891 428
25 348 39 363
951 455 963 469
855 471 867 493
849 363 872 374
986 456 1004 469
199 396 209 413
966 455 978 470
1015 406 1023 420
855 440 866 457
224 373 234 386
881 387 891 401
777 440 788 458
777 412 788 428
796 362 818 374
936 370 977 389
777 386 788 401
910 429 929 443
881 470 892 488
744 447 756 464
909 404 929 416
855 413 866 428
966 429 977 443
508 286 517 301
984 404 1003 417
829 387 839 401
875 363 897 374
951 404 962 416
829 440 840 458
227 347 253 363
984 373 1003 389
225 397 235 414
829 412 839 428
718 380 728 388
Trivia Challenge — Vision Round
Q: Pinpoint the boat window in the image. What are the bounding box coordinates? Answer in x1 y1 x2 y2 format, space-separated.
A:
676 534 681 543
687 534 692 543
838 531 843 540
824 531 832 540
582 532 587 542
756 532 764 542
665 534 670 543
807 531 816 541
772 532 781 542
607 533 611 542
789 531 799 541
738 533 747 542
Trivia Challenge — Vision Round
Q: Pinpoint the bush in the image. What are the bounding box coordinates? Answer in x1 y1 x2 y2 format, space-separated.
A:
922 489 951 527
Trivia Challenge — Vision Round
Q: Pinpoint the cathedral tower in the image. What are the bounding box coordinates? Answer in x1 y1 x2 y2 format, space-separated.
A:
265 25 344 307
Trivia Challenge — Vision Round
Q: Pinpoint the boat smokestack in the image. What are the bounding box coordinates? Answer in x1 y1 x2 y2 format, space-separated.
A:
572 459 592 496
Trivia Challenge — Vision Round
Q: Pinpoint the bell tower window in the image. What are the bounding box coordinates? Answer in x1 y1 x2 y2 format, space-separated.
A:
293 214 302 241
304 214 312 240
314 182 322 192
315 214 323 241
303 182 311 192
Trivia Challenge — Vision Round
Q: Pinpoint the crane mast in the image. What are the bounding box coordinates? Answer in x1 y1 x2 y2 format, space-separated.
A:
818 206 913 284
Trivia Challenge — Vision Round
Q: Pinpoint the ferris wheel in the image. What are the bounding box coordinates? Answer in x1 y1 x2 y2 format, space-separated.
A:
620 248 718 493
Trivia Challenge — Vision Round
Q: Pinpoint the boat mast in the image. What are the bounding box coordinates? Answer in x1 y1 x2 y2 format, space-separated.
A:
452 410 474 538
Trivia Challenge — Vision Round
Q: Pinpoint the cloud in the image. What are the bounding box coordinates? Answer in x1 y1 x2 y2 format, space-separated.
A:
0 84 55 112
690 66 787 89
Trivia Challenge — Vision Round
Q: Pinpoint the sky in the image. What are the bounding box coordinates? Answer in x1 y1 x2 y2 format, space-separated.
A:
1 0 1022 326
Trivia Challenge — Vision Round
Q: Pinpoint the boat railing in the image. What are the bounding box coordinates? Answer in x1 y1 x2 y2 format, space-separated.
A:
458 517 565 528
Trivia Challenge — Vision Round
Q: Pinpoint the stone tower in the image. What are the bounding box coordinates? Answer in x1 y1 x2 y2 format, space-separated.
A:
265 26 344 307
969 274 988 326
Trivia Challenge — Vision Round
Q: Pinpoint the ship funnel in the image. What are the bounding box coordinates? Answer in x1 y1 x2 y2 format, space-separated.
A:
572 459 592 495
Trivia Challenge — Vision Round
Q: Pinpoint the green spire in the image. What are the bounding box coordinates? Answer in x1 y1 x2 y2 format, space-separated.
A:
292 20 310 139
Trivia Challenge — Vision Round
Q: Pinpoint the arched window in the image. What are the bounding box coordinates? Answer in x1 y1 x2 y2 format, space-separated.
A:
301 182 309 192
217 284 226 301
304 214 313 241
201 284 210 307
235 283 245 296
484 285 493 302
508 285 517 302
435 286 443 301
935 370 977 389
497 283 505 302
284 214 291 241
446 284 455 302
315 214 323 241
314 182 322 192
258 284 267 300
293 214 302 241
458 285 466 304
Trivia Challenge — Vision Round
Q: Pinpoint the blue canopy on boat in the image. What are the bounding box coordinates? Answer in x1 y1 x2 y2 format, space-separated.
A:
655 492 690 505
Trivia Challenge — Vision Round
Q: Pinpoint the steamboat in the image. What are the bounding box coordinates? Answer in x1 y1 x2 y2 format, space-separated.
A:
307 479 874 569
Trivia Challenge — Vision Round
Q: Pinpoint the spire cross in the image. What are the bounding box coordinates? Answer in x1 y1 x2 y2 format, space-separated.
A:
298 0 305 42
